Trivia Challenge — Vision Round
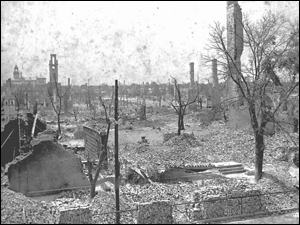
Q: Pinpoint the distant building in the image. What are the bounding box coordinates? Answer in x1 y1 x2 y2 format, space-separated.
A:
2 54 72 122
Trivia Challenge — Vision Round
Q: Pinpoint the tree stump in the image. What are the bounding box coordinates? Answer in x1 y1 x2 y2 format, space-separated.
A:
140 105 146 120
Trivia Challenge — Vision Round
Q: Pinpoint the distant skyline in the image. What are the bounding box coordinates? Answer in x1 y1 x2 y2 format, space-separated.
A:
1 1 299 86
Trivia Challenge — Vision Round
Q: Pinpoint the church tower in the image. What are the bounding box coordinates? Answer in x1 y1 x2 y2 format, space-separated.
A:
13 65 20 79
49 54 58 83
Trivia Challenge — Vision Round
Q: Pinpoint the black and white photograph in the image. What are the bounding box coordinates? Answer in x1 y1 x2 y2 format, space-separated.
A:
1 1 299 224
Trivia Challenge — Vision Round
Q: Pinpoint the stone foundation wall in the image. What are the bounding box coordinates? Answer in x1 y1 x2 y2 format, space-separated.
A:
193 197 243 220
58 207 91 224
163 132 177 142
192 190 298 221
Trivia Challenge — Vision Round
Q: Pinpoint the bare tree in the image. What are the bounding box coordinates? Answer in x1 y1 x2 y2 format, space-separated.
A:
205 11 299 181
47 75 70 134
109 86 114 116
11 83 29 112
86 95 112 199
72 106 78 121
169 77 198 135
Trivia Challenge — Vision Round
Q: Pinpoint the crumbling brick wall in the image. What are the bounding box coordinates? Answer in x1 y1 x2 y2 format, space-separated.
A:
8 140 89 196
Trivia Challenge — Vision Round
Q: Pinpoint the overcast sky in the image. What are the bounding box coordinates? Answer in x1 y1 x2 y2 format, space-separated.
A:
1 1 298 85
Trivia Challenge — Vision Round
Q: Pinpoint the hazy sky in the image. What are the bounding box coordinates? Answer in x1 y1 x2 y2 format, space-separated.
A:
1 1 298 85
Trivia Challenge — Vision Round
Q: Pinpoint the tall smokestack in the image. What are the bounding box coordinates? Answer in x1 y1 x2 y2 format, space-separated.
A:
211 59 221 108
212 59 218 86
189 62 195 89
8 78 12 88
227 1 238 7
68 78 70 87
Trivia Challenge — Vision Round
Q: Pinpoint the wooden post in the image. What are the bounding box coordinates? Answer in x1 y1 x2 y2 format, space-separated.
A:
114 80 120 224
31 112 39 138
1 129 15 149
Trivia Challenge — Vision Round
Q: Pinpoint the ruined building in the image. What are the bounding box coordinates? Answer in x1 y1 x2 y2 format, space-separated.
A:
226 1 244 106
1 112 47 167
1 54 72 121
7 140 89 196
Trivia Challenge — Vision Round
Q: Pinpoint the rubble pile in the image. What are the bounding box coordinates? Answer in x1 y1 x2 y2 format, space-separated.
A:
91 191 136 224
73 130 86 139
50 198 89 211
134 143 150 153
163 133 201 148
163 132 177 142
274 146 299 167
1 188 60 224
54 188 90 202
34 129 60 143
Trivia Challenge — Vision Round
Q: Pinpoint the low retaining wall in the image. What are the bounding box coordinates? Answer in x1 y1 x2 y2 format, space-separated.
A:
50 191 298 224
58 207 91 224
137 200 172 224
191 190 298 221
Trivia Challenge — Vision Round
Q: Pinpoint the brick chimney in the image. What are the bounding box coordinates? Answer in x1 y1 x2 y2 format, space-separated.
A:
189 62 195 89
212 59 218 86
227 1 238 7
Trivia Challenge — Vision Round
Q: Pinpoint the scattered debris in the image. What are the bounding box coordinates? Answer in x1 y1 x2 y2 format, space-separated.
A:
163 132 201 148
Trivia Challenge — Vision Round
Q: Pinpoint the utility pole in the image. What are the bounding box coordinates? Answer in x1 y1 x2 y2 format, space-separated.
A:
114 79 120 224
86 77 91 109
18 112 21 157
123 80 125 108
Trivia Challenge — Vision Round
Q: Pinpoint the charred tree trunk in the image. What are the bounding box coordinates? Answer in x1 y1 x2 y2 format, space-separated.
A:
248 100 266 182
177 115 181 135
180 107 187 131
248 101 266 182
140 105 146 120
159 96 162 107
90 180 96 199
180 114 184 131
254 131 264 181
199 98 202 109
57 113 61 134
87 161 96 199
294 118 299 133
73 108 77 121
